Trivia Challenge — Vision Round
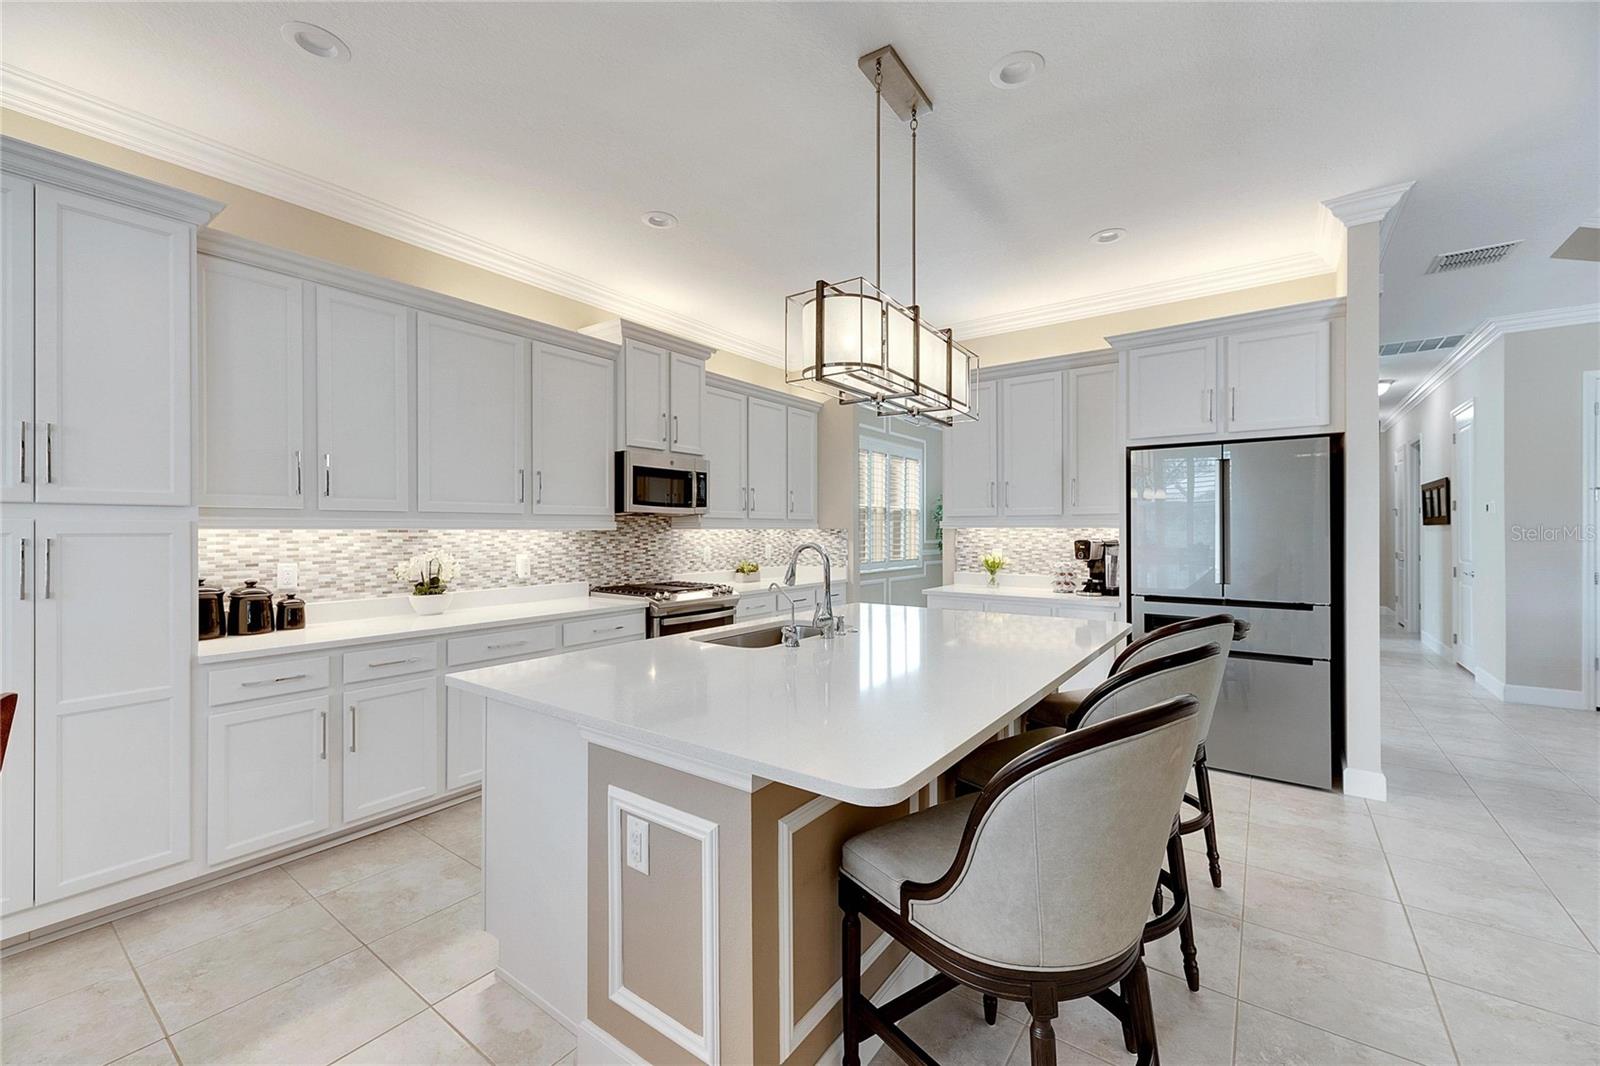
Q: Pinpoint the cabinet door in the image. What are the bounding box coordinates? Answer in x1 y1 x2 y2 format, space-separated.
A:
445 687 484 791
1 175 33 504
33 516 191 902
315 286 409 511
1 519 34 915
1223 321 1330 433
199 257 305 509
531 342 614 516
701 386 748 519
1067 364 1121 518
35 186 192 505
417 313 527 514
207 697 331 864
1126 338 1218 440
343 678 439 823
1000 372 1064 518
668 353 705 455
746 396 788 520
621 340 669 450
785 405 818 523
945 381 999 518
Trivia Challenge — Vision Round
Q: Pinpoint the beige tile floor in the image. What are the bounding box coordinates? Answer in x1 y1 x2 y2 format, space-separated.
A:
3 618 1597 1064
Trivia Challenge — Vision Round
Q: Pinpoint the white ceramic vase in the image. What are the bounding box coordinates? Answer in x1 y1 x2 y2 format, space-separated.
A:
408 592 455 616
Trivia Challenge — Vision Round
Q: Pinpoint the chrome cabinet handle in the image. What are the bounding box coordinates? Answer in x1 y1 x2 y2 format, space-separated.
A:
367 656 420 668
750 487 756 511
536 470 543 504
349 705 357 752
486 640 528 650
518 468 526 504
673 414 679 444
242 673 309 687
1071 477 1079 507
1229 387 1237 423
1207 389 1215 424
319 711 328 760
17 420 24 484
294 450 302 496
17 537 26 601
1005 481 1012 508
323 454 332 497
659 411 667 444
789 489 794 513
44 422 54 483
43 538 52 599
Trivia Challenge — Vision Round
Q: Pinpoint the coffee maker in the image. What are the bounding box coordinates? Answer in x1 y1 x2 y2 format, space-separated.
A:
1075 539 1121 597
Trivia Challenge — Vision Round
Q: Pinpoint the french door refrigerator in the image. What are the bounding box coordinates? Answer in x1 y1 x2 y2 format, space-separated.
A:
1127 435 1339 789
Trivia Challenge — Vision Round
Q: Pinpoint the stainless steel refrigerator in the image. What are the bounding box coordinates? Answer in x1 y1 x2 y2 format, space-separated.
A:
1127 435 1339 789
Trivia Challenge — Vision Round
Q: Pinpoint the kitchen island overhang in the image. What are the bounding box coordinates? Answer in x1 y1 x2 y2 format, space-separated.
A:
448 603 1131 1065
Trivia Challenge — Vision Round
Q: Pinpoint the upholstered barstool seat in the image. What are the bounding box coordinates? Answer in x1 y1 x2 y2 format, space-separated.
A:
841 795 976 908
953 729 1066 791
1026 692 1084 730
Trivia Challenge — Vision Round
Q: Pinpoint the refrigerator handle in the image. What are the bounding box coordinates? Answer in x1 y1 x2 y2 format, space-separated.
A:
1219 454 1232 588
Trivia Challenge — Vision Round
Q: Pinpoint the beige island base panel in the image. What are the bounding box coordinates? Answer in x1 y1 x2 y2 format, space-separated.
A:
585 745 934 1065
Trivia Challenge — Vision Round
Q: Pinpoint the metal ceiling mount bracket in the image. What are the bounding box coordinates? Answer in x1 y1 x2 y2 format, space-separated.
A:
857 45 933 122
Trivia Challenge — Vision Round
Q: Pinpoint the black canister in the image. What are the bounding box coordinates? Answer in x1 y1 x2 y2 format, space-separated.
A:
275 592 307 631
227 580 275 636
198 581 225 640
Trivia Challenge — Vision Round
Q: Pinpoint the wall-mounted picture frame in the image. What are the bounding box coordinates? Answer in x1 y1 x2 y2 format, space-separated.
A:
1422 477 1451 525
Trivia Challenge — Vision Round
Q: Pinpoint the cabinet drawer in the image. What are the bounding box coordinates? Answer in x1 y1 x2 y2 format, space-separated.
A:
343 641 437 684
563 612 645 647
985 599 1056 617
447 624 559 667
209 655 331 708
736 592 776 618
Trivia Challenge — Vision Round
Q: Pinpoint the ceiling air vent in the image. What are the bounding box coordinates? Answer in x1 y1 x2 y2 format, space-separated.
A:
1425 241 1521 274
1379 334 1465 358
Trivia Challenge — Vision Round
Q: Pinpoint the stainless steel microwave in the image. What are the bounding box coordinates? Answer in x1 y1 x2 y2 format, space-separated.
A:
615 449 708 515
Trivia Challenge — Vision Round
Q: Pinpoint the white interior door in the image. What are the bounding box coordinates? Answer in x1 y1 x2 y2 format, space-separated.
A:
1391 452 1407 626
531 342 615 516
1 174 33 504
315 286 410 511
1 518 34 916
1406 440 1423 635
1453 406 1476 670
416 313 527 514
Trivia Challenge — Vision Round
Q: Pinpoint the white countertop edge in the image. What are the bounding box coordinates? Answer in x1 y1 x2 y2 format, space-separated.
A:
447 616 1133 807
925 583 1123 608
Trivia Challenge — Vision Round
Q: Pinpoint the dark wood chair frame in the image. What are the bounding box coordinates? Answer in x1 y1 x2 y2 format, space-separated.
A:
841 695 1202 1066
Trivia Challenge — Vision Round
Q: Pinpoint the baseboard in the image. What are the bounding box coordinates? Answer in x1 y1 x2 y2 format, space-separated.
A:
577 1020 647 1066
1475 671 1588 710
1473 669 1508 701
813 951 934 1066
1342 766 1388 802
1419 630 1448 657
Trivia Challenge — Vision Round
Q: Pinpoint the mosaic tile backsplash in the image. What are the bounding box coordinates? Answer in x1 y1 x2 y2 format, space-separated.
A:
954 526 1120 583
199 518 848 602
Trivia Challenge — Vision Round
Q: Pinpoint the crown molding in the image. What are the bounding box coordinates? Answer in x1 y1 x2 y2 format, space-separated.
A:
1105 296 1345 350
1320 181 1415 264
0 63 785 365
950 252 1333 340
1381 302 1600 430
0 134 222 224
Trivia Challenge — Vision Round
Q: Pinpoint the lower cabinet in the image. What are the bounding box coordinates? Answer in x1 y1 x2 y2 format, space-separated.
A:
445 687 485 790
207 697 331 864
342 678 440 823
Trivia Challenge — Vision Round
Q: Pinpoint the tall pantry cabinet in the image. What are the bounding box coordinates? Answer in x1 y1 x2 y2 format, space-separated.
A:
0 137 221 930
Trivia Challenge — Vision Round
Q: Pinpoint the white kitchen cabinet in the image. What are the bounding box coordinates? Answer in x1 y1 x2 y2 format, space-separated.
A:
1 518 34 915
702 385 749 519
1223 320 1330 433
1067 364 1121 518
785 405 818 523
1000 372 1064 518
206 696 331 864
34 186 193 505
669 352 705 454
1 175 32 505
747 396 788 521
1126 338 1218 441
315 285 410 512
620 339 670 450
199 256 306 509
445 687 485 790
531 342 615 516
417 313 528 514
33 515 191 903
342 677 440 823
945 381 999 518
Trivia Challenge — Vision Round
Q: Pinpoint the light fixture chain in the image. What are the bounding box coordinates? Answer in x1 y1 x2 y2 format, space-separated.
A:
910 104 918 306
874 58 883 292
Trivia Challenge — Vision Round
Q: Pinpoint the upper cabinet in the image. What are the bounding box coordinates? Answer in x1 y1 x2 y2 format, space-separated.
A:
688 375 820 528
999 372 1065 518
945 381 999 519
701 385 749 520
530 341 615 517
316 286 410 512
620 340 669 449
785 405 818 523
745 396 789 522
581 320 713 457
1067 364 1121 518
1119 300 1342 444
668 352 705 454
1 175 34 505
416 313 527 514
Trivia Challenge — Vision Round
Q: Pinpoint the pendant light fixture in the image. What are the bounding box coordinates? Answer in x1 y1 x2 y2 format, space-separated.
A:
785 45 977 427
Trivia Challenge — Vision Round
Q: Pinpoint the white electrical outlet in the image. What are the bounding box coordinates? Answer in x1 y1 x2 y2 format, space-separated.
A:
515 553 532 579
276 562 299 589
625 815 650 875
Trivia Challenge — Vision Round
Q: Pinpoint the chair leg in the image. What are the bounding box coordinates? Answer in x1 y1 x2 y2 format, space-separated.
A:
1124 958 1161 1066
1167 832 1201 992
1028 991 1059 1066
1194 750 1223 888
983 994 998 1026
842 904 862 1066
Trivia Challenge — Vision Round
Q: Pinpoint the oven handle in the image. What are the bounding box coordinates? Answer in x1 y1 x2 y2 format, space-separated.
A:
654 606 739 632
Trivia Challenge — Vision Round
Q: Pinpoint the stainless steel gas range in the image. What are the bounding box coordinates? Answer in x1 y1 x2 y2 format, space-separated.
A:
590 581 738 638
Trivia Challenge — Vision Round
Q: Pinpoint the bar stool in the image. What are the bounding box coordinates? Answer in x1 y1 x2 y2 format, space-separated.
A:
839 695 1205 1066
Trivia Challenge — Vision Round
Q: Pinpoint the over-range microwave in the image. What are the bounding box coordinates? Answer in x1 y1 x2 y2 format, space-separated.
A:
615 449 709 515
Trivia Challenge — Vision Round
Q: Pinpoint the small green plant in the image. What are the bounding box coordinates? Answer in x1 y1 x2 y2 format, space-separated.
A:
734 560 760 575
981 551 1006 586
931 495 944 551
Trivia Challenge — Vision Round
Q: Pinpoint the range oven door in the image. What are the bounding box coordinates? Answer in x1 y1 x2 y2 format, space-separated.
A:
650 605 738 639
616 449 708 515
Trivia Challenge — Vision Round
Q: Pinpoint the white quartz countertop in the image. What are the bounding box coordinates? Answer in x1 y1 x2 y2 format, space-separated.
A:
924 583 1122 609
198 591 644 664
448 603 1130 806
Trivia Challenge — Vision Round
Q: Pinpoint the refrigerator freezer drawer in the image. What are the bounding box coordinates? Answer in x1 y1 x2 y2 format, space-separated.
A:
1133 598 1332 660
1206 657 1333 790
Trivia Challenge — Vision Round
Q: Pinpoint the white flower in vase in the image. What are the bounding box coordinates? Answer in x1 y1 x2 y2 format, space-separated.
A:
393 551 462 614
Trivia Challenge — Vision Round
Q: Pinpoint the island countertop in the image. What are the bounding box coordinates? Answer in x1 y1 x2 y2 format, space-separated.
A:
447 602 1130 805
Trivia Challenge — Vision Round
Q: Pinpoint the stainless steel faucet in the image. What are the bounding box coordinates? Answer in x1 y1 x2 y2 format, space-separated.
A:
783 542 842 634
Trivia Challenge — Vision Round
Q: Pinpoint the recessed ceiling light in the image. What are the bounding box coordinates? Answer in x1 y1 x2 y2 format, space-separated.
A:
1089 228 1127 245
1378 379 1396 396
989 51 1045 89
281 21 350 63
641 211 678 230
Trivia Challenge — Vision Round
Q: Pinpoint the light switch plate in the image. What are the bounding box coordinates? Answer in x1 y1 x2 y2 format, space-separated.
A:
276 562 299 589
515 553 532 579
625 814 649 875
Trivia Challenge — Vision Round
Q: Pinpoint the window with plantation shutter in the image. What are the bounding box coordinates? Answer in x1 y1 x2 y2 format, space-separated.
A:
858 437 923 571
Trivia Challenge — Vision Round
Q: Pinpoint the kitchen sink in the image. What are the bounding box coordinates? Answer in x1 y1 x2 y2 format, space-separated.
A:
698 624 826 649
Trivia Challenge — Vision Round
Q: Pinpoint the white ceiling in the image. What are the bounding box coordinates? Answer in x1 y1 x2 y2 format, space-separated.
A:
3 2 1595 406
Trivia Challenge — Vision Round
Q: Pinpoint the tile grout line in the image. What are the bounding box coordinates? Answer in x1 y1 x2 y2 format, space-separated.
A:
111 921 184 1066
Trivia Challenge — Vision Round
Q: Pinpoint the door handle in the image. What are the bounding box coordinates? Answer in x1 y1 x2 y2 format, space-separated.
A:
323 453 332 497
17 537 26 601
348 705 357 752
319 711 328 760
294 450 303 496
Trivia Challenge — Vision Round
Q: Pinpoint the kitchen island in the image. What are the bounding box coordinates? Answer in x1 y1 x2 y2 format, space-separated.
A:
447 602 1130 1066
